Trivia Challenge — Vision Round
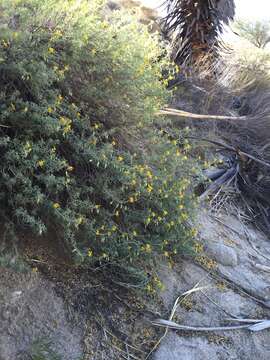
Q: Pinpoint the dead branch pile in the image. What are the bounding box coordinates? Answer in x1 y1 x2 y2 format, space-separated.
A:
161 47 270 233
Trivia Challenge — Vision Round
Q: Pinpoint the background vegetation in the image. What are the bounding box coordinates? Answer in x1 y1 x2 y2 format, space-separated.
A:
234 18 270 49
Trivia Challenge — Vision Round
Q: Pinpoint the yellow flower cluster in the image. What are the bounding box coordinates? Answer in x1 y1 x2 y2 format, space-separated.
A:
141 243 152 253
196 255 217 270
193 242 203 254
59 116 72 134
37 160 45 168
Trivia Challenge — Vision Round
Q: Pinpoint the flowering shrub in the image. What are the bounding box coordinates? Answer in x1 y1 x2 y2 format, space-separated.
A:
0 0 199 286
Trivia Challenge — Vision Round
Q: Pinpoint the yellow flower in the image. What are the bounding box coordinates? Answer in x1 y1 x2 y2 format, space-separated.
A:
164 251 169 257
102 252 108 259
63 125 71 134
53 202 60 209
194 243 203 253
48 47 55 54
76 217 84 226
87 249 93 257
59 116 67 125
145 244 152 253
37 160 45 168
146 170 153 179
117 156 123 162
91 48 97 55
133 230 137 236
111 140 116 146
64 65 70 71
2 40 9 48
96 229 100 235
181 213 188 221
24 141 32 155
32 267 38 273
191 228 198 237
53 29 62 38
141 243 152 253
112 225 117 232
147 184 153 193
128 196 135 203
101 21 109 29
67 165 74 172
48 107 53 113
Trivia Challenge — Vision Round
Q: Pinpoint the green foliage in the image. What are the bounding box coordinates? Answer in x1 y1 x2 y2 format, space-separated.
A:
0 252 29 273
0 0 199 285
28 338 62 360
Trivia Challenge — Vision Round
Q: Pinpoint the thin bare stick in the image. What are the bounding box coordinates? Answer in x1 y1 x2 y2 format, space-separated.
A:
200 291 237 319
151 319 260 332
196 262 270 310
110 344 141 360
157 108 247 121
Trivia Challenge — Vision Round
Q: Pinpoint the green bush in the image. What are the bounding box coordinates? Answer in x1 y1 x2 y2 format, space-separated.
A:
0 0 199 286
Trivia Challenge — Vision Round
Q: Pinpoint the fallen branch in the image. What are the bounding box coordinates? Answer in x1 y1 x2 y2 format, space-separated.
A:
151 318 270 332
188 136 270 169
145 279 210 359
157 108 247 121
224 318 269 324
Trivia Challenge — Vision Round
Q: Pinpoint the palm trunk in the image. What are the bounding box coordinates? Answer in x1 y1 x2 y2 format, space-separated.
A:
163 0 235 66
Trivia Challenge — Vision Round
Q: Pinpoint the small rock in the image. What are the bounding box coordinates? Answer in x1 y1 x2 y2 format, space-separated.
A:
206 243 238 267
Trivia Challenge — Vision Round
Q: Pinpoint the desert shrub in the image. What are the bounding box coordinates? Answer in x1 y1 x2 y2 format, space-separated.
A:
0 0 199 285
